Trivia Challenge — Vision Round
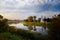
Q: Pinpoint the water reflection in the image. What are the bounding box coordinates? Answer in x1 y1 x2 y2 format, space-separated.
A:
28 25 33 30
33 25 36 31
23 24 47 31
23 23 48 35
10 23 48 35
27 24 36 31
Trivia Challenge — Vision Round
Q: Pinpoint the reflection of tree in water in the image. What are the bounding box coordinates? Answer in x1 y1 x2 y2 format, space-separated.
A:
28 25 33 30
43 25 46 29
33 24 36 31
28 24 36 31
42 23 48 31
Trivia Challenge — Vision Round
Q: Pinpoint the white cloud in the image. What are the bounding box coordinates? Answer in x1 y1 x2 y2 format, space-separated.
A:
0 0 54 8
37 11 60 18
0 0 59 10
0 0 60 20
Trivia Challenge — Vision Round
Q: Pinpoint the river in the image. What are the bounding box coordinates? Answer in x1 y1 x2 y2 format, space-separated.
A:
10 23 48 35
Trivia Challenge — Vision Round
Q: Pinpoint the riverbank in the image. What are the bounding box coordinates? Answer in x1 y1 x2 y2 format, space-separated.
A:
21 22 49 26
7 26 48 40
0 32 22 40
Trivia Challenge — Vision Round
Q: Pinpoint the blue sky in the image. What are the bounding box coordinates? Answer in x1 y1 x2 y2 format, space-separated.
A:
0 0 60 20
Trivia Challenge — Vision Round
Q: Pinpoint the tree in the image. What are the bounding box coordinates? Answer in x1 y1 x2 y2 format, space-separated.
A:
33 16 36 22
0 15 8 32
43 17 47 22
38 18 41 22
48 14 60 40
46 18 52 22
28 16 33 22
23 19 28 22
0 15 3 19
43 17 51 22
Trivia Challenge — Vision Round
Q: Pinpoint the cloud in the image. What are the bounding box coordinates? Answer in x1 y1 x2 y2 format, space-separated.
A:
0 0 60 19
0 0 60 12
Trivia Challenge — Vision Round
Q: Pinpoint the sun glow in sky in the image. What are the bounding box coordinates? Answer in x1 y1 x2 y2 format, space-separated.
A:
0 0 60 20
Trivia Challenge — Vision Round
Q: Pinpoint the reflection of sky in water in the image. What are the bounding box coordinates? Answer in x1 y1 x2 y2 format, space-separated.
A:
10 23 29 30
36 26 48 35
10 23 48 35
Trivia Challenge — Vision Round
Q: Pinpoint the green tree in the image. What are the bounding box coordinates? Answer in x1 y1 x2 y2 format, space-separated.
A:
38 18 41 22
48 14 60 40
0 15 3 19
23 19 28 22
28 16 33 22
0 15 8 32
33 16 36 22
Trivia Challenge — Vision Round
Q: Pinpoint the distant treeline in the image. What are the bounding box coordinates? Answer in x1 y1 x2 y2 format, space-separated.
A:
23 16 52 22
8 20 22 24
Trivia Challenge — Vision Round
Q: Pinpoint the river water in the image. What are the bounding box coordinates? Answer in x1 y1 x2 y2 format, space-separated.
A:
10 23 48 35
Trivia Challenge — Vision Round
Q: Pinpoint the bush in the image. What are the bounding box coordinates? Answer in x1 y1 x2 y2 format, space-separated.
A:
0 32 22 40
9 28 47 40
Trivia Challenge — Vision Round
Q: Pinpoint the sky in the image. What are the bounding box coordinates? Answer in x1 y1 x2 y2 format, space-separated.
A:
0 0 60 20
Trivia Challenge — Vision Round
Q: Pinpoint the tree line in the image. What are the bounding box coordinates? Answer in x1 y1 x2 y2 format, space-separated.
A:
23 16 52 22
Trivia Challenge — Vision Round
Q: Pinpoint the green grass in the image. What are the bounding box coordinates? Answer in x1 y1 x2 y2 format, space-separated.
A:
0 32 22 40
10 28 47 40
21 22 49 26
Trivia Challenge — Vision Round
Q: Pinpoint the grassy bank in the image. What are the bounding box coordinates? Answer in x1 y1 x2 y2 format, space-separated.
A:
0 24 48 40
21 22 49 26
7 26 48 40
0 32 22 40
